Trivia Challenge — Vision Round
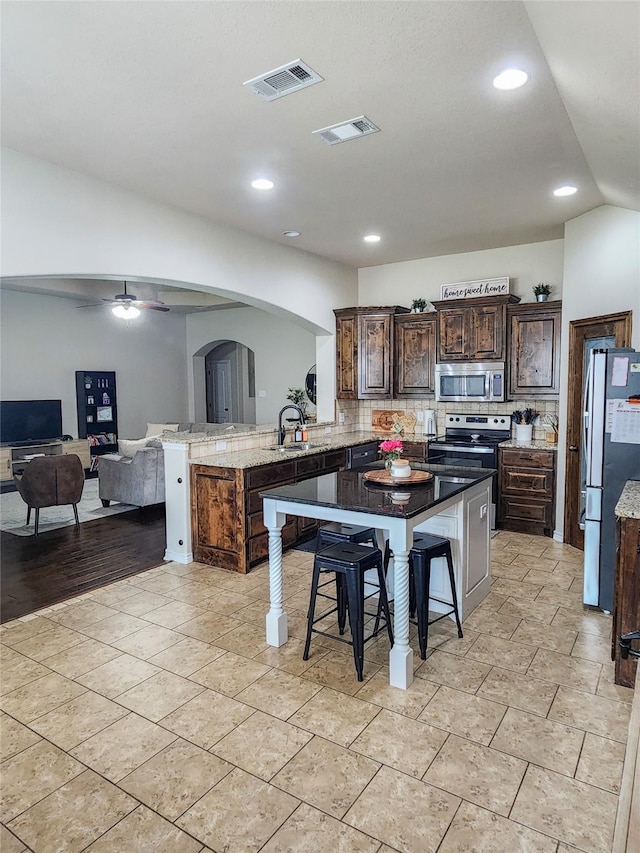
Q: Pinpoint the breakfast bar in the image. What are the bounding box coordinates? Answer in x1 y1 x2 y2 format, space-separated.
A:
261 463 493 690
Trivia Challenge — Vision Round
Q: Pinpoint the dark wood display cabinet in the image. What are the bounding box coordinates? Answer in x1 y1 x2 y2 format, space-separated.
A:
507 301 562 399
335 306 409 400
75 370 118 472
432 294 520 362
498 446 556 537
394 313 436 398
191 446 348 573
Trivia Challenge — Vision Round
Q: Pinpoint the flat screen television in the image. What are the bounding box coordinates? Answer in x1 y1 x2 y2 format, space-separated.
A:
0 400 63 445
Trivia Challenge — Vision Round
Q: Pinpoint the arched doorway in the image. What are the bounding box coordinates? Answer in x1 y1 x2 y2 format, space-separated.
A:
201 340 256 424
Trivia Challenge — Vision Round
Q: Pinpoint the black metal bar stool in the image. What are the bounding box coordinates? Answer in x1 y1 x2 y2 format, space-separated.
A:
410 532 463 660
303 541 393 681
315 523 378 633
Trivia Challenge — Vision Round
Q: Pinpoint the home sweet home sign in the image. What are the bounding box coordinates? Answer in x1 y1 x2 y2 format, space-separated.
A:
440 276 509 301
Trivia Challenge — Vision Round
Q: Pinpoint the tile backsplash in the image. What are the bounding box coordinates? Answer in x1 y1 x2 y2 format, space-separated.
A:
338 399 558 442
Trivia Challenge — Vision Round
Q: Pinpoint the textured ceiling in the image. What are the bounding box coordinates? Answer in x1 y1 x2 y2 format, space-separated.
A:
1 0 638 272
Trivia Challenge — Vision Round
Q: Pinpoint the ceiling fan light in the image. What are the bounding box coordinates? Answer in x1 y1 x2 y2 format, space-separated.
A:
112 303 140 319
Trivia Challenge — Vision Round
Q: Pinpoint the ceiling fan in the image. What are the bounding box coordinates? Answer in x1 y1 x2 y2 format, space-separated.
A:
78 282 170 318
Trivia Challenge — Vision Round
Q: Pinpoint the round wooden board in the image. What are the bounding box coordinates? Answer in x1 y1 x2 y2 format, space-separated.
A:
363 469 434 486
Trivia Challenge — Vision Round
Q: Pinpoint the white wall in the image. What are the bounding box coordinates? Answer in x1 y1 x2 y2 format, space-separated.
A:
187 308 317 424
358 239 564 306
555 205 640 533
0 289 188 439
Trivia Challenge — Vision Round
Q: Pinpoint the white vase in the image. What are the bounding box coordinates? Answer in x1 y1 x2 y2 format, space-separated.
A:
390 459 411 479
515 423 533 443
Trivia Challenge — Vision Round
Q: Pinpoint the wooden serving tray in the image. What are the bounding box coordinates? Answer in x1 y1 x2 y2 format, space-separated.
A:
363 469 433 486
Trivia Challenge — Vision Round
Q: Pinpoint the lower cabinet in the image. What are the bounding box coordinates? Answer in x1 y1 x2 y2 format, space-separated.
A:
498 447 556 537
613 514 640 688
191 448 347 573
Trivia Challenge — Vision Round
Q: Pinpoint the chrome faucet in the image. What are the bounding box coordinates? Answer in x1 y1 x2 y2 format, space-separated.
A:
277 405 306 445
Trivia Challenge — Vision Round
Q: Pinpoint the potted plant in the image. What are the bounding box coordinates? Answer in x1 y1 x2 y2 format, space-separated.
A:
533 283 552 302
286 387 308 417
411 298 428 313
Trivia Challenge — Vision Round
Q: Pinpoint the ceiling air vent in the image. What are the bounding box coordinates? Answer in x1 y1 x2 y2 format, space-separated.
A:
312 116 380 145
243 60 323 101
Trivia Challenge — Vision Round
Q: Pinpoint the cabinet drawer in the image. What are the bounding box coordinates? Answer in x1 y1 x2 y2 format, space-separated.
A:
322 449 347 470
501 466 554 498
246 461 296 489
247 480 294 514
296 455 324 476
500 496 551 526
401 441 427 462
501 448 555 469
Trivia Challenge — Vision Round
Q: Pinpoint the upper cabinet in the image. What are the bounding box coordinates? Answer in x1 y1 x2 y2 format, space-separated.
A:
507 301 562 398
432 295 520 362
394 313 436 398
335 306 409 400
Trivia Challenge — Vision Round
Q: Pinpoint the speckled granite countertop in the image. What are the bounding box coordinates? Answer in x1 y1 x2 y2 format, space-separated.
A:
189 431 390 470
500 440 558 451
615 480 640 519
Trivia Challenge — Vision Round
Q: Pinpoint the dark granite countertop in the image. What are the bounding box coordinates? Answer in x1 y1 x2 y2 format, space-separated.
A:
259 462 494 519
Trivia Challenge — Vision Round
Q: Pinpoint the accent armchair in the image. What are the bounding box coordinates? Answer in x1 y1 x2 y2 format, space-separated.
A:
98 442 165 508
14 453 85 536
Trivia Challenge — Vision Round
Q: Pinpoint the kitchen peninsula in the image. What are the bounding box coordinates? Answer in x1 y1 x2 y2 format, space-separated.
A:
260 463 492 689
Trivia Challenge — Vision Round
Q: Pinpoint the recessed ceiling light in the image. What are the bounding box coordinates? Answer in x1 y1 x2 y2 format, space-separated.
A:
492 69 529 90
364 234 381 243
251 178 274 190
553 185 578 197
282 230 300 238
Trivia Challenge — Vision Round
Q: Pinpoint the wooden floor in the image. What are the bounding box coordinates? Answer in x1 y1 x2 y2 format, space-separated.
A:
0 505 167 623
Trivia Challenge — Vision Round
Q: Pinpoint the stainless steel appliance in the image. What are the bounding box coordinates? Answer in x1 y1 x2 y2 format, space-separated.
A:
583 348 640 612
346 441 379 468
435 362 506 403
427 412 512 528
423 409 436 436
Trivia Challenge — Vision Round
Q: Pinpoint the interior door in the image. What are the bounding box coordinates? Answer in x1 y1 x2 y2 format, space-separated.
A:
206 358 232 423
565 312 632 548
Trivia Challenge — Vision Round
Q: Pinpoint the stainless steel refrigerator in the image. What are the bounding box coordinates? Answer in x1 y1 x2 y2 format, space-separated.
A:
583 348 640 612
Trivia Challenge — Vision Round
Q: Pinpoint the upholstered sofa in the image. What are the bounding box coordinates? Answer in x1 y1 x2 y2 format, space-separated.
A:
98 439 165 508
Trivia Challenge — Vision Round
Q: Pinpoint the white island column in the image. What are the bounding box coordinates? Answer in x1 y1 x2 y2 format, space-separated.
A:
162 441 193 564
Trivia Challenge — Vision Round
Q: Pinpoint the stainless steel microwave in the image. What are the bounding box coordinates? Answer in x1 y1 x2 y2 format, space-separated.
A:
435 362 506 403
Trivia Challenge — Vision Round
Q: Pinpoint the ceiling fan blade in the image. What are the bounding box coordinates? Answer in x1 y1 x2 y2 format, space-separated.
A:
141 303 170 312
76 303 104 309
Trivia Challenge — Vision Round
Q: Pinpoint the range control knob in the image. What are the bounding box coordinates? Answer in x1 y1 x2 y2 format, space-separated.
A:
455 417 460 421
500 418 506 424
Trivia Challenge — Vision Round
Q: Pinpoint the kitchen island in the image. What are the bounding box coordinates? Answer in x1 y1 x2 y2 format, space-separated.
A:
261 463 493 690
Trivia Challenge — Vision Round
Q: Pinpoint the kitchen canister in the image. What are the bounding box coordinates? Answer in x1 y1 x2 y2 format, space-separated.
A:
515 423 533 443
390 459 412 479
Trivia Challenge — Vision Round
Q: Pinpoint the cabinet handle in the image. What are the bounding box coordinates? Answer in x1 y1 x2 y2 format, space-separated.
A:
569 445 579 452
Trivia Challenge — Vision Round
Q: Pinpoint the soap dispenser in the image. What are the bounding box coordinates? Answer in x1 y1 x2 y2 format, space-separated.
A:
424 409 436 436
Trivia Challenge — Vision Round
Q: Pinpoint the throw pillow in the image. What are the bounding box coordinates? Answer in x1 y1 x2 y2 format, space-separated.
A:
118 437 153 458
145 423 179 438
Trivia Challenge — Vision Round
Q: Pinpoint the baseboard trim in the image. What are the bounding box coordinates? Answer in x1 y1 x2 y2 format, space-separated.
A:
164 549 193 564
553 530 563 542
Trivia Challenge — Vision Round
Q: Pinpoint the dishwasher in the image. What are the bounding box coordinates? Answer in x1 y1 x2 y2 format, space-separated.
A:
346 441 379 468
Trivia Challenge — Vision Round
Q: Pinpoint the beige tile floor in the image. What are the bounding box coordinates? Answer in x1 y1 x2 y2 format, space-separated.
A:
0 530 634 853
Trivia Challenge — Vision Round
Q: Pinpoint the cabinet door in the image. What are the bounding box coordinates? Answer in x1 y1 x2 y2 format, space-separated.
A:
468 305 505 361
335 314 357 400
358 312 393 398
508 304 562 398
394 316 436 397
437 308 468 361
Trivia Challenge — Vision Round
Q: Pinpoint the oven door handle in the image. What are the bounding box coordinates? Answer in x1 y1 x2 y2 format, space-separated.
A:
432 444 495 454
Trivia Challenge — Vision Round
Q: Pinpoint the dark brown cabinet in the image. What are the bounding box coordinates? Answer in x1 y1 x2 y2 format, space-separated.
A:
613 513 640 688
507 301 562 399
335 306 409 400
432 295 520 362
191 447 348 572
394 313 436 398
498 447 556 537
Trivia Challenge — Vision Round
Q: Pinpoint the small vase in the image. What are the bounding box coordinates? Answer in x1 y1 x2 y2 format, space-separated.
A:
536 294 548 302
384 458 393 471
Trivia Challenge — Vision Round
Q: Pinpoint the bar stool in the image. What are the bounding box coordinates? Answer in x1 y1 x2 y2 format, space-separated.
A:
315 523 378 633
410 532 463 660
303 541 393 681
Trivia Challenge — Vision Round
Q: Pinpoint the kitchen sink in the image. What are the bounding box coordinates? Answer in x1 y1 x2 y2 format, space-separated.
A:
267 443 325 452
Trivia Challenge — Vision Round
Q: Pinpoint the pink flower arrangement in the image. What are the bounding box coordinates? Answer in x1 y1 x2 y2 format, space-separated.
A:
379 438 403 462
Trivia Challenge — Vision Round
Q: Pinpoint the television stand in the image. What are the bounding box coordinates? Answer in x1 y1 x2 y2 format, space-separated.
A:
0 439 91 481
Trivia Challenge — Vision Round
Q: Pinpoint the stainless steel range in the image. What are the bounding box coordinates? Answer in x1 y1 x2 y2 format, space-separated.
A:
426 412 512 529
